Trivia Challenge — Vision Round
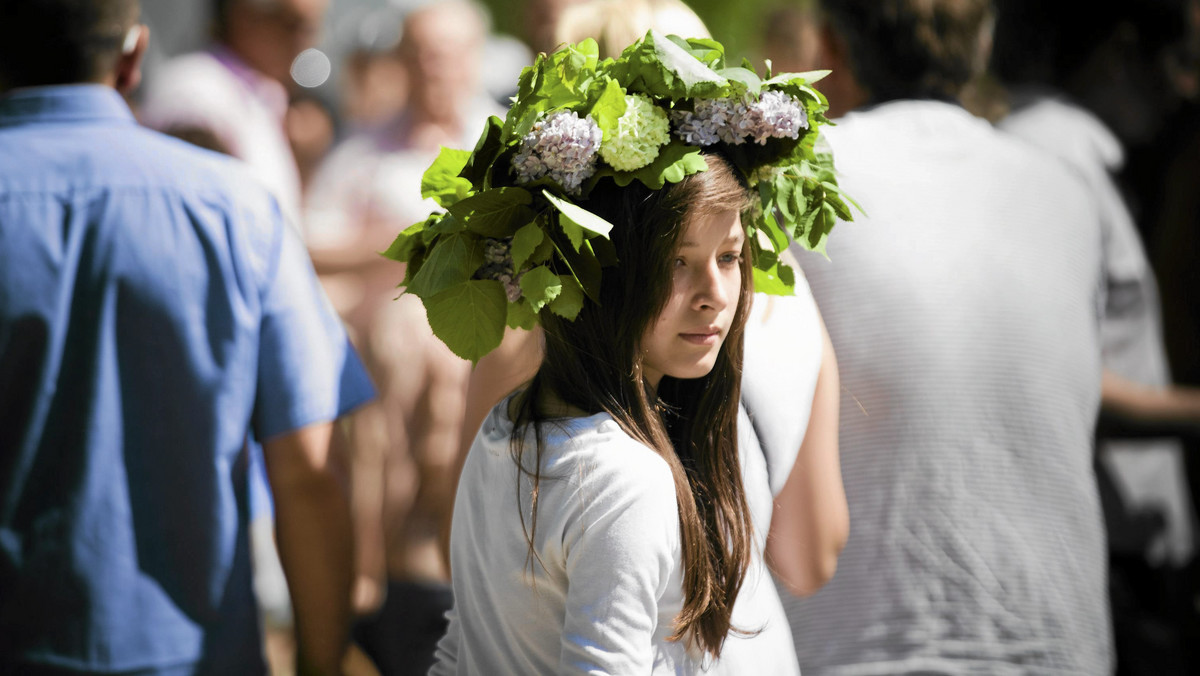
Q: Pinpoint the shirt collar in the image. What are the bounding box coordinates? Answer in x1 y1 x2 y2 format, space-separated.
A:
0 84 135 126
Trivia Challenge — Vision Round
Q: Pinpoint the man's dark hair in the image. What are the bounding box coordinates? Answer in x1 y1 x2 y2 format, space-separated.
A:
989 0 1189 87
819 0 993 103
0 0 139 88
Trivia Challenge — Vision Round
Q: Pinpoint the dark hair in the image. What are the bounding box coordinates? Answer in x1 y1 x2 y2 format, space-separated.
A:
819 0 993 102
511 153 756 656
989 0 1189 87
0 0 139 88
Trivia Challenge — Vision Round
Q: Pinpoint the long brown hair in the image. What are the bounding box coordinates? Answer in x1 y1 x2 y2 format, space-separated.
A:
510 153 756 656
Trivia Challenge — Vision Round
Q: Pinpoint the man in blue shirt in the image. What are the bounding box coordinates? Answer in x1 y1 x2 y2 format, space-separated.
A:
0 1 376 674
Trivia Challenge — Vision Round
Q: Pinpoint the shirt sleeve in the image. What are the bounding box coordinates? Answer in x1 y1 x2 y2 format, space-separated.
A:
253 205 375 440
742 281 824 496
558 445 681 674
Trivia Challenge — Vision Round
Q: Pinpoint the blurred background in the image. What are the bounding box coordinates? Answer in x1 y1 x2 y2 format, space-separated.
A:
126 1 1200 674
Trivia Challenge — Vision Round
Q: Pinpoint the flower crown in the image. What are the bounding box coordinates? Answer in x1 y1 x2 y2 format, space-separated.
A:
385 31 856 362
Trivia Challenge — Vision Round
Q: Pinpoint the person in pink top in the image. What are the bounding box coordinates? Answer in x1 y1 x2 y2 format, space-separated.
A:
139 0 328 230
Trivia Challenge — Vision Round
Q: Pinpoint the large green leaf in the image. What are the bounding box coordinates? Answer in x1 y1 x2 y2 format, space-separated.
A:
542 190 614 240
519 265 563 312
406 233 483 299
420 147 473 208
510 222 544 269
423 280 507 363
448 187 536 238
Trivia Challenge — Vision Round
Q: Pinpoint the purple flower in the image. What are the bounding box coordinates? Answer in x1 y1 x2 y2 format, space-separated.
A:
511 110 603 195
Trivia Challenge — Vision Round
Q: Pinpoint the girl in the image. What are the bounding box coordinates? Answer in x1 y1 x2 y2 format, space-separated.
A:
430 154 758 673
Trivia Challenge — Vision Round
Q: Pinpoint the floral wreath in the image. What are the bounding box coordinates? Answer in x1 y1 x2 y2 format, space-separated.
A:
385 31 856 362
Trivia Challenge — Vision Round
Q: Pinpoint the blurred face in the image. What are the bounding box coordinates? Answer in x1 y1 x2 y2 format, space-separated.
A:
400 5 483 123
229 0 327 84
641 210 745 390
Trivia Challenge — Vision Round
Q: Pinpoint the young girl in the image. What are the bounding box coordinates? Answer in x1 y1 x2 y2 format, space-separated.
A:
389 31 853 673
430 154 754 674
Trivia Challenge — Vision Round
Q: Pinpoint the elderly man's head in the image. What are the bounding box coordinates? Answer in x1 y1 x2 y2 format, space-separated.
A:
398 1 488 124
0 0 146 92
214 0 327 84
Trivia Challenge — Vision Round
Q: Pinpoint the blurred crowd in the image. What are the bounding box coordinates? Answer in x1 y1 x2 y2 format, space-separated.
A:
5 0 1200 674
132 0 1200 674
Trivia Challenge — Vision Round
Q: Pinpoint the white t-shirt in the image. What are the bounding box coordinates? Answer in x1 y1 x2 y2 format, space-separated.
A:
432 404 696 675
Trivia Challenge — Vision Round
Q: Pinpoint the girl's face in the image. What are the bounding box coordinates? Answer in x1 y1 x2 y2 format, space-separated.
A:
642 209 745 390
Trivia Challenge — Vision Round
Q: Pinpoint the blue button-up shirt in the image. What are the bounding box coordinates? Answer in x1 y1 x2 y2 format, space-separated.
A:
0 85 375 674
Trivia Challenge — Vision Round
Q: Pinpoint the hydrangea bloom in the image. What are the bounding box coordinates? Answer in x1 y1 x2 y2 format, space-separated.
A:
672 91 807 147
511 110 603 195
598 94 671 171
475 237 523 302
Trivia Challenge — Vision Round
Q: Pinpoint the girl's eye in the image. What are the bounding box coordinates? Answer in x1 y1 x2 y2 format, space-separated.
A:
673 257 686 269
719 252 742 265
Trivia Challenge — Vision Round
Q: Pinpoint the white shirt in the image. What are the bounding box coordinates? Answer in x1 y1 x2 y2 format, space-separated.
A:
788 100 1111 674
432 404 695 675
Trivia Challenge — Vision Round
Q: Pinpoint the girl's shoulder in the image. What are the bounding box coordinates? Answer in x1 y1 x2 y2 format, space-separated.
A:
485 397 676 495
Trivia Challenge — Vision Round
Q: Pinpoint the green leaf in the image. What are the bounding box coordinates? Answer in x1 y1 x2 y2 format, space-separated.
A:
406 233 483 299
518 265 563 312
555 237 603 301
589 78 627 142
506 297 539 330
420 147 473 208
763 69 831 86
510 222 544 269
422 280 508 363
557 212 585 252
542 190 615 239
718 66 762 95
460 116 505 188
753 260 797 296
616 142 708 190
425 212 464 238
448 187 536 238
382 218 427 262
549 275 585 320
612 30 727 101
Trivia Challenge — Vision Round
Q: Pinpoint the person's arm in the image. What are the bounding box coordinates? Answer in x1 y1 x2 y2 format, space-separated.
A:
262 421 354 676
766 318 848 597
440 326 543 563
1099 370 1200 439
559 447 680 673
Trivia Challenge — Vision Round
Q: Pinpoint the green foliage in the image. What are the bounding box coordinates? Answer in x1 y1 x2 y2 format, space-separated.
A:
422 280 508 362
448 187 536 238
420 147 472 208
391 28 856 361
